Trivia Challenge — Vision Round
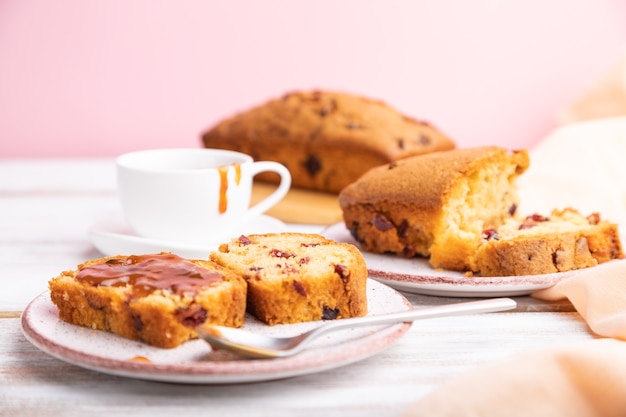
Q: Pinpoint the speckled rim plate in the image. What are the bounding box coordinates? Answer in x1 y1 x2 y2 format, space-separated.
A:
21 279 411 384
323 223 576 297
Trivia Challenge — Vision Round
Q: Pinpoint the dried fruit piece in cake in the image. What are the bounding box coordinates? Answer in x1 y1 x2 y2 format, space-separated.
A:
210 233 368 325
48 253 247 348
473 208 623 276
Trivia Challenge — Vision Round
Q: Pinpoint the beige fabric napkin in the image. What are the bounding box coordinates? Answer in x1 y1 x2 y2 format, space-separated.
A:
402 260 626 417
533 260 626 340
402 56 626 417
401 339 626 417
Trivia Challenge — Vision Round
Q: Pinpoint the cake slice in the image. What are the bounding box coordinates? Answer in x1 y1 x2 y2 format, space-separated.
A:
474 208 623 276
49 253 247 348
210 233 368 325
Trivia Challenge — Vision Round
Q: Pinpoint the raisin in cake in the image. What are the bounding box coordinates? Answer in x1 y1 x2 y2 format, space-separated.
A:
201 90 455 193
339 146 623 276
474 209 623 276
210 233 368 325
49 253 247 348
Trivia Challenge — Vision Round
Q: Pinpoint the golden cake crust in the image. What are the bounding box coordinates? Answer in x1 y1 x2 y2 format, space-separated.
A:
48 254 247 349
201 90 456 193
339 146 530 270
210 232 368 325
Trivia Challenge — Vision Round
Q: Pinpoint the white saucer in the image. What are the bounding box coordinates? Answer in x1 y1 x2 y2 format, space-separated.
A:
89 213 287 258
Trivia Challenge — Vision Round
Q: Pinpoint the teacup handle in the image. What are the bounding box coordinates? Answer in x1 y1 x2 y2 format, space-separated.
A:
246 161 291 217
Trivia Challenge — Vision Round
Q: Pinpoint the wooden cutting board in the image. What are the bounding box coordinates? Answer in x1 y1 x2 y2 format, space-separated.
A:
251 182 343 225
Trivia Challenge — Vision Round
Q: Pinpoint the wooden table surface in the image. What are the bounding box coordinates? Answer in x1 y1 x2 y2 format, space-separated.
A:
0 158 592 417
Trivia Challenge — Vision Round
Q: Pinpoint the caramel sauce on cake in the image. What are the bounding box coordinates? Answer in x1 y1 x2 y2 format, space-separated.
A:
75 254 223 297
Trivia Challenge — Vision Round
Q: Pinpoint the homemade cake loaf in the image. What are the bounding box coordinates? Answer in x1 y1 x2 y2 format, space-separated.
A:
201 90 456 193
474 209 623 276
49 253 247 349
339 146 530 272
338 146 624 276
210 232 368 325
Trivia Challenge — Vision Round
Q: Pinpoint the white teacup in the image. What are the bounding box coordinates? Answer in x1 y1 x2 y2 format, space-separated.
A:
116 148 291 244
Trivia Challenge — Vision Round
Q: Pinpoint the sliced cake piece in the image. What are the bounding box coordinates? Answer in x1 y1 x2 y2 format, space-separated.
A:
49 253 247 348
473 208 623 276
210 233 368 325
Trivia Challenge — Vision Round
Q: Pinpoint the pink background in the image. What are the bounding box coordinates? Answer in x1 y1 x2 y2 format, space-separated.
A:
1 0 626 158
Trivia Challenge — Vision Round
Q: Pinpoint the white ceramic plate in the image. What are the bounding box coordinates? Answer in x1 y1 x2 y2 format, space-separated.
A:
89 213 287 259
21 280 411 384
323 223 575 297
